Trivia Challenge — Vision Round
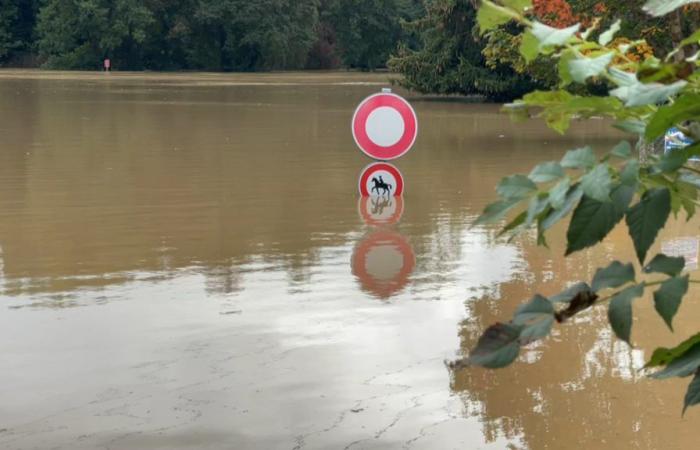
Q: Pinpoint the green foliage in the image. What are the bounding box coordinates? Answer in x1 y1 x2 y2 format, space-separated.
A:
653 275 689 331
324 0 406 69
644 254 685 277
626 188 672 264
646 333 700 368
608 284 645 343
0 0 20 61
456 0 700 414
643 0 700 17
465 322 524 368
37 0 154 69
388 0 541 101
683 371 700 415
3 0 423 70
591 261 635 292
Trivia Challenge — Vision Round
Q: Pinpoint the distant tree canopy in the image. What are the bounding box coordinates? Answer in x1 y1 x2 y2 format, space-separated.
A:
0 0 423 71
390 0 700 101
1 0 697 102
388 0 542 101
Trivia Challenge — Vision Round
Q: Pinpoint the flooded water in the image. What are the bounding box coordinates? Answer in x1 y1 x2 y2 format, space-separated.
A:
0 70 698 449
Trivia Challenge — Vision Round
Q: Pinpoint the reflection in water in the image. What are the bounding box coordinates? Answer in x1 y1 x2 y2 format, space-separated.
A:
352 195 415 299
0 72 698 450
358 196 404 226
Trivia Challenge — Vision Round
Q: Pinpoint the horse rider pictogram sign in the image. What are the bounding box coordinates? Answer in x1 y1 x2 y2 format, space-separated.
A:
358 162 404 197
352 90 418 161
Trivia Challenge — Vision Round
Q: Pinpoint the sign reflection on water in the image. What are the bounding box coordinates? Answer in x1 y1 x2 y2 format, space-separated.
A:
352 196 415 299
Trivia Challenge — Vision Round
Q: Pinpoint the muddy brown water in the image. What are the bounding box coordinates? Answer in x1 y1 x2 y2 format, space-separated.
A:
0 70 698 450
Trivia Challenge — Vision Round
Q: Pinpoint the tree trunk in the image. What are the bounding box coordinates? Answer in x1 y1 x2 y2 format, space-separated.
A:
670 9 686 62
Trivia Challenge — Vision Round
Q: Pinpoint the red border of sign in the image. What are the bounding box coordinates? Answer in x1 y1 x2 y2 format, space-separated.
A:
358 162 405 197
352 93 418 161
358 196 404 227
351 230 416 299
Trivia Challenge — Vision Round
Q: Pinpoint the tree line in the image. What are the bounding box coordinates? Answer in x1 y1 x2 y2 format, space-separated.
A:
0 0 422 71
1 0 698 101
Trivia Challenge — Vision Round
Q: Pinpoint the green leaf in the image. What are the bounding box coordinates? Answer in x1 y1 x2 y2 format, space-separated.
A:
561 146 596 170
608 283 645 344
652 342 700 379
610 141 632 159
581 163 612 202
557 50 575 87
497 175 537 199
526 194 549 226
477 1 512 34
646 94 700 141
474 198 521 226
620 160 640 186
654 145 699 173
529 161 565 183
502 0 532 11
609 67 638 86
542 184 583 230
643 0 700 17
647 333 700 368
644 254 685 277
611 80 687 107
614 119 646 136
549 282 593 303
468 323 522 369
591 261 635 292
520 30 539 63
598 19 621 46
653 275 689 331
513 295 555 343
499 211 527 237
531 21 580 50
549 177 571 209
626 188 672 264
568 52 614 83
683 370 700 415
566 183 635 255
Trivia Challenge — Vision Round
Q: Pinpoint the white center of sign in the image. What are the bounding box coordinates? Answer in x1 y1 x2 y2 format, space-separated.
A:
365 106 404 148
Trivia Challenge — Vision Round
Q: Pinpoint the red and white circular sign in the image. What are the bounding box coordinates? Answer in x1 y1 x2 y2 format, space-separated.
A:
352 92 418 160
358 162 404 197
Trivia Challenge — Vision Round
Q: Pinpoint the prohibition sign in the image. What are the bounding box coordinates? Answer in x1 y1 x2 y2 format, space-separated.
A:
358 162 405 197
352 92 418 160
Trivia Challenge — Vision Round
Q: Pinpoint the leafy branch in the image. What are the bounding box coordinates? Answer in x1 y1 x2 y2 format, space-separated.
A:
455 0 700 415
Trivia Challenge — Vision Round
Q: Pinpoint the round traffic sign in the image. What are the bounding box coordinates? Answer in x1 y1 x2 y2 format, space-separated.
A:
352 92 418 160
358 162 404 197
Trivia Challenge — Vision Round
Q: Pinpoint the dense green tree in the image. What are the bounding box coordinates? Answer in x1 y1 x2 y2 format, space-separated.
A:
389 0 540 101
36 0 153 69
0 0 20 61
0 0 38 64
192 0 319 71
324 0 419 70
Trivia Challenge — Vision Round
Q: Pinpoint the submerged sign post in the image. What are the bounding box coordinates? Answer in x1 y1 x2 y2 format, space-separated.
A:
352 88 417 197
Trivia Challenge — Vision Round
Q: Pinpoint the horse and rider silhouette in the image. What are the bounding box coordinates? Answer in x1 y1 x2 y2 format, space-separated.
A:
370 176 393 197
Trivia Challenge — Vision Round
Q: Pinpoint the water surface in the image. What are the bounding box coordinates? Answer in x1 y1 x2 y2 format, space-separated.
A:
0 70 697 449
